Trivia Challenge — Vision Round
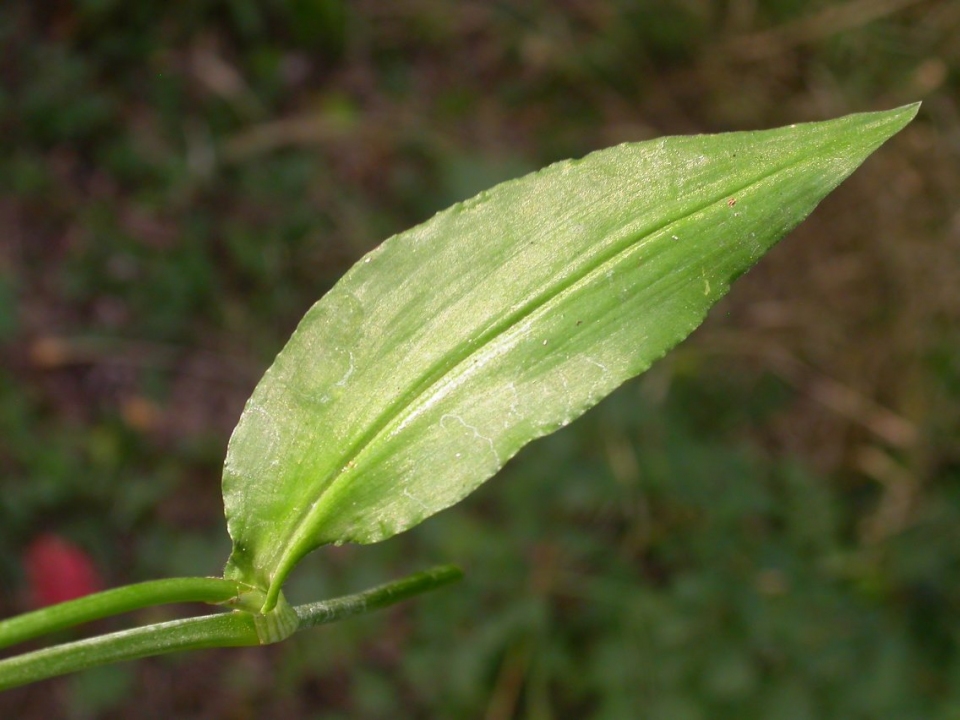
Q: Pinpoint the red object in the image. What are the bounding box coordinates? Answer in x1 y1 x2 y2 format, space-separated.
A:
25 534 103 608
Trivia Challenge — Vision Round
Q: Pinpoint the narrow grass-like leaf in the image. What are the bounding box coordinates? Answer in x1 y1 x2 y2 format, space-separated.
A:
222 105 918 610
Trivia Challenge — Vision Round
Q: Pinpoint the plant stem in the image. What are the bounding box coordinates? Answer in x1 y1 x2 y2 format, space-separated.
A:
0 577 250 650
294 563 464 629
0 564 462 691
0 611 259 691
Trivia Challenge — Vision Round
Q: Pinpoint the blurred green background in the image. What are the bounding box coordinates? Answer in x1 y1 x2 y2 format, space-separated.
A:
1 1 959 717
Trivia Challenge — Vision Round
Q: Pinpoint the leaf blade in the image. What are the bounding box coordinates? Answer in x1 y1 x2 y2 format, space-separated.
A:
221 104 918 608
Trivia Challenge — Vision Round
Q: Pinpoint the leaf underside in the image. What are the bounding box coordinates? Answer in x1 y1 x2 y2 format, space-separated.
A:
221 104 918 610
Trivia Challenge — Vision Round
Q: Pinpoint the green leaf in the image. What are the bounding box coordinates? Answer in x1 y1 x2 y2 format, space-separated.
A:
222 104 918 610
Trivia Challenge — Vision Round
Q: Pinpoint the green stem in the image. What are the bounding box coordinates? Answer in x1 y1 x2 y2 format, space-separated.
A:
0 611 259 692
0 564 462 691
294 563 464 629
0 577 252 651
